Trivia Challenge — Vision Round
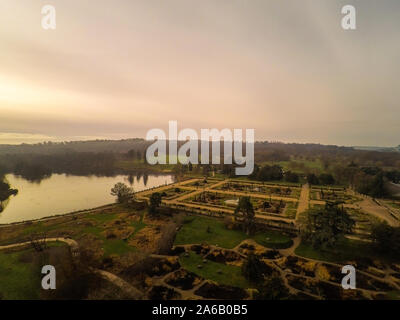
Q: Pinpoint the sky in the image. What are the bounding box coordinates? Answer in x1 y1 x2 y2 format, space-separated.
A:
0 0 399 146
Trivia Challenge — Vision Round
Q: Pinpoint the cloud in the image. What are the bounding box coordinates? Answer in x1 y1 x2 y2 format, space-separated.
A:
0 0 399 146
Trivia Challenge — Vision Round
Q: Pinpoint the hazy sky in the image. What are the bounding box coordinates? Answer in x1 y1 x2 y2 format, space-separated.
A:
0 0 399 146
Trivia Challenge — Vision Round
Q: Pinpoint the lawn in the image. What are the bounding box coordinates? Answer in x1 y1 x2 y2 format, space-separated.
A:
175 215 293 249
0 241 66 300
4 209 147 258
0 249 41 300
175 216 248 249
252 231 293 249
295 238 396 263
81 214 146 257
102 239 137 256
179 251 251 288
284 202 298 219
260 159 324 174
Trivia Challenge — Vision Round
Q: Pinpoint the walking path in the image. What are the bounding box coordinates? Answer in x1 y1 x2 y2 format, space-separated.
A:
358 198 400 227
296 184 310 221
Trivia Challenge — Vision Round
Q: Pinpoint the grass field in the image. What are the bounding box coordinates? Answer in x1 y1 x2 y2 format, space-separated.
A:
295 238 397 263
0 207 147 258
175 216 248 249
0 242 66 300
260 158 324 174
179 251 250 288
252 232 293 249
82 213 147 257
283 202 298 219
0 249 40 299
174 215 293 249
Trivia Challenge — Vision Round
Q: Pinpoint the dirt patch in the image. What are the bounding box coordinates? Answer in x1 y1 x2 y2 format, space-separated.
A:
128 226 161 253
103 226 135 240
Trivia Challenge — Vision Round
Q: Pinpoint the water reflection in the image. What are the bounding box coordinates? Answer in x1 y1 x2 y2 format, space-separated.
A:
0 173 175 224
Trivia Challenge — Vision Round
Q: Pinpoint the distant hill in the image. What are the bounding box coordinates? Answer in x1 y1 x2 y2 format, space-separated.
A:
353 146 400 153
0 138 150 154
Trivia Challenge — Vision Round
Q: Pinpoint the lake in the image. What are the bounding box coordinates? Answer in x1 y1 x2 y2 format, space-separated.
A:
0 173 175 224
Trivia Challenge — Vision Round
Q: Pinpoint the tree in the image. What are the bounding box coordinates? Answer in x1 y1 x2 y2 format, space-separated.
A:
256 165 283 181
241 254 266 283
306 173 319 185
284 171 299 183
354 171 387 198
149 192 162 215
370 222 400 256
300 202 355 249
110 182 134 204
255 275 290 300
318 173 335 185
126 149 136 159
0 180 18 202
235 196 255 235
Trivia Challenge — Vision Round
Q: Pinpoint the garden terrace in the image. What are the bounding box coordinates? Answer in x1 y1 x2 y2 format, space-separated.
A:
183 178 224 188
214 181 301 199
174 216 293 249
181 191 297 219
229 179 302 188
309 188 360 203
156 187 193 200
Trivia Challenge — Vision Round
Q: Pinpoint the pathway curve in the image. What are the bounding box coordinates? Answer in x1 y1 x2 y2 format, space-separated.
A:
359 198 400 227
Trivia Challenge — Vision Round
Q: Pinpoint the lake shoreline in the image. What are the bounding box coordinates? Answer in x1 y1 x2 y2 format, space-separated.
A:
0 173 175 225
0 203 116 228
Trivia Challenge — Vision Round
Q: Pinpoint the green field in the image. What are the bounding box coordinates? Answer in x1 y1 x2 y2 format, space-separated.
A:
179 251 250 288
0 208 147 258
175 216 248 249
175 216 293 249
283 202 298 219
295 238 397 263
260 159 324 174
82 213 146 257
252 232 293 249
0 249 40 299
0 241 67 300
